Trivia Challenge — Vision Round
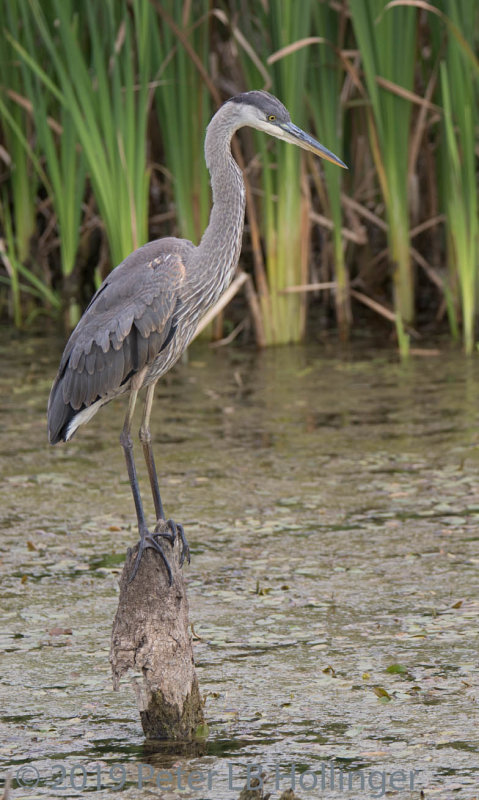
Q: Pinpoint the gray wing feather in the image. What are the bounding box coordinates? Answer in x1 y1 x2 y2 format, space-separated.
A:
135 307 157 337
116 312 134 344
49 239 190 427
136 329 149 366
148 330 165 361
76 352 86 374
85 349 97 376
71 373 84 410
109 346 125 389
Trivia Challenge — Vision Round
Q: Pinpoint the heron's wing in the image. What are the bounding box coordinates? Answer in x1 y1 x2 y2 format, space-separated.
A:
51 241 190 415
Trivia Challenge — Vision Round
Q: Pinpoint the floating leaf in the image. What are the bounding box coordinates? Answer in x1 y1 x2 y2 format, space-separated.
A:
386 663 408 674
194 722 209 739
323 665 336 677
373 686 392 701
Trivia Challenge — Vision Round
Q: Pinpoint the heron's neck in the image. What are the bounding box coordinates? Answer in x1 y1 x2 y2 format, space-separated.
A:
195 111 246 299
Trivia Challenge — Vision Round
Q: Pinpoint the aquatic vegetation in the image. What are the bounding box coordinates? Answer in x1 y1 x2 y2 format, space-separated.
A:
0 1 477 352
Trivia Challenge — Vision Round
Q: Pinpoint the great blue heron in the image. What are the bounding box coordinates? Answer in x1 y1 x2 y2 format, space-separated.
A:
47 90 346 583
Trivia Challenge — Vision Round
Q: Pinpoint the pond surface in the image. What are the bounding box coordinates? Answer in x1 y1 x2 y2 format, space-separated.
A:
0 331 478 799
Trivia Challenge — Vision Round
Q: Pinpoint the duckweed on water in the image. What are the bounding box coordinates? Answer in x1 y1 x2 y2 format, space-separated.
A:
1 333 478 798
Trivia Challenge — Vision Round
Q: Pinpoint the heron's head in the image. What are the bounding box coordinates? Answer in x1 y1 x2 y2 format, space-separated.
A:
224 90 347 169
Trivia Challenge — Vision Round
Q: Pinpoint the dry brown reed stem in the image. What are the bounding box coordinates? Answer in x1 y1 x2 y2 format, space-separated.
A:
310 210 366 245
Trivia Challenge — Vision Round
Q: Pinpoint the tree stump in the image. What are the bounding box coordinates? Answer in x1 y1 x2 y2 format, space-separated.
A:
110 521 204 740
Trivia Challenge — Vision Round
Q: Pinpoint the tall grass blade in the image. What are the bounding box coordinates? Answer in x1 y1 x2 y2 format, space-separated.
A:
13 0 86 326
0 197 22 326
0 0 38 321
20 0 152 270
152 1 212 245
439 1 478 353
308 3 349 339
239 0 315 344
349 0 417 337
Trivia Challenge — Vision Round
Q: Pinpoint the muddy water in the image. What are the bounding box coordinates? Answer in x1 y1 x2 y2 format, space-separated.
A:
0 331 478 799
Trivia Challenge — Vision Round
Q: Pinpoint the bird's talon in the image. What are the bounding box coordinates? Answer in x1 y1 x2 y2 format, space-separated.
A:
128 520 189 584
152 519 190 567
154 527 175 546
178 523 191 566
166 519 190 567
128 531 173 585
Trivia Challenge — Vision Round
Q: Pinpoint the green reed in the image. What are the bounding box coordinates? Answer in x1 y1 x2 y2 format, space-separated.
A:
349 0 417 354
439 1 478 353
152 1 212 246
0 1 38 322
12 0 152 270
308 1 349 339
239 0 315 344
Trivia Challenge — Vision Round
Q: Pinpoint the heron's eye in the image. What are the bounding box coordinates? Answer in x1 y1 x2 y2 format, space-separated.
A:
268 114 276 121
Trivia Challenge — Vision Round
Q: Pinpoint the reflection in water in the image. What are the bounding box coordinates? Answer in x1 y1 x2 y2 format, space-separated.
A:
1 331 478 798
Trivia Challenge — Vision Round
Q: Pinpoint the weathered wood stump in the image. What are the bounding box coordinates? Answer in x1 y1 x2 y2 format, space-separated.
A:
110 521 204 740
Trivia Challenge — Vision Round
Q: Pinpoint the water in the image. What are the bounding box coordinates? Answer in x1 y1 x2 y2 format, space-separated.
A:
1 331 478 799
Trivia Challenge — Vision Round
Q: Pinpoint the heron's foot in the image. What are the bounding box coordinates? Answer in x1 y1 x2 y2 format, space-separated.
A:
128 520 190 585
155 518 191 568
128 530 173 585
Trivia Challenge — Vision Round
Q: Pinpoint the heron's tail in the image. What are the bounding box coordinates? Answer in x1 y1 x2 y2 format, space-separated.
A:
47 376 78 444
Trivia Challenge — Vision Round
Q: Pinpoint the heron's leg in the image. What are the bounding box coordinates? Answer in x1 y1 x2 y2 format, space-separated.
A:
120 388 147 533
139 381 165 521
139 382 190 567
120 388 173 584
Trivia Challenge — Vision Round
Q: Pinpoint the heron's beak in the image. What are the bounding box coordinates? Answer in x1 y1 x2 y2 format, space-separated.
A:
278 122 347 169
